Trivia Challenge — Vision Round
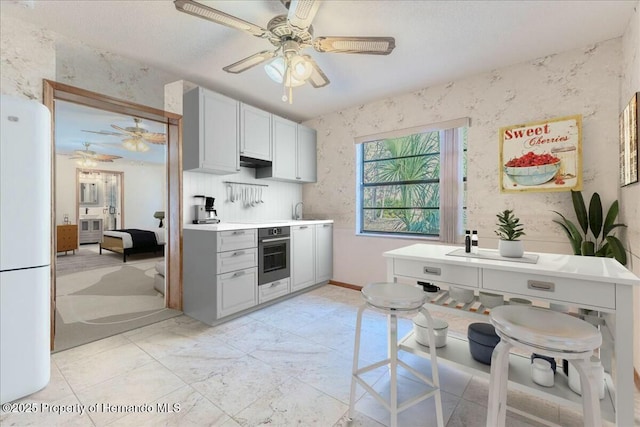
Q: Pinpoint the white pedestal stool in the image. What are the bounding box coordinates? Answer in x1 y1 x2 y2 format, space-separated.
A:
348 282 444 427
487 305 603 427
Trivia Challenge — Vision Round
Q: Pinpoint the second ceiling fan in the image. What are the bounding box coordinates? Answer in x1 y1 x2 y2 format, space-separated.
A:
174 0 396 103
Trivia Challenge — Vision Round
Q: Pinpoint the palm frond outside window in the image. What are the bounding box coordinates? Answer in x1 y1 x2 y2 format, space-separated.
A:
356 121 467 242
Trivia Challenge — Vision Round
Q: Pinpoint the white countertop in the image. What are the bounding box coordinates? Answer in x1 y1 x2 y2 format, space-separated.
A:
184 219 333 232
384 243 640 286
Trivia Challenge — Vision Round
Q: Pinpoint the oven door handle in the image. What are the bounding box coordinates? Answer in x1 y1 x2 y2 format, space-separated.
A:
260 236 290 243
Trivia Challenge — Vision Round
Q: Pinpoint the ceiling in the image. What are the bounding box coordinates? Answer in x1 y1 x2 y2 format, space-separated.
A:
54 100 167 165
2 0 637 164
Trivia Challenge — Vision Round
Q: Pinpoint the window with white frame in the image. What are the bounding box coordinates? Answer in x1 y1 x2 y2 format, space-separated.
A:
355 119 468 242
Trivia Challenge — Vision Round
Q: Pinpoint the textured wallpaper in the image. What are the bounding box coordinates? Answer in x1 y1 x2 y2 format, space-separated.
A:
0 16 55 101
304 39 623 247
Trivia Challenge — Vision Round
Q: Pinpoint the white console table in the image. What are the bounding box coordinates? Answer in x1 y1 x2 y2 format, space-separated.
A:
383 244 640 426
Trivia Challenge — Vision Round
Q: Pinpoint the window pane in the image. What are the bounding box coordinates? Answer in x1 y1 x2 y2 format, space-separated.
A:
363 132 440 161
357 123 467 241
364 155 440 183
363 183 439 208
363 208 440 235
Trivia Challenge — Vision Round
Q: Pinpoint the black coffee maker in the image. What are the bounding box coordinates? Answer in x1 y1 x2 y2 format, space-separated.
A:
193 195 220 224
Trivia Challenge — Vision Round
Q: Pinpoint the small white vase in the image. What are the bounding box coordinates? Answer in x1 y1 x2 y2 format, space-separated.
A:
498 240 524 258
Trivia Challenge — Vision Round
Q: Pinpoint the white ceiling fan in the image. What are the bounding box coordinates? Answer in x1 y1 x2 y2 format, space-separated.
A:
82 117 166 153
174 0 396 103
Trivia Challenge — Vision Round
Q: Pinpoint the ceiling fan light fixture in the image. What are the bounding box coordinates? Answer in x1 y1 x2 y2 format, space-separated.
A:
265 56 306 87
122 137 150 153
76 158 97 168
290 55 312 81
264 56 285 84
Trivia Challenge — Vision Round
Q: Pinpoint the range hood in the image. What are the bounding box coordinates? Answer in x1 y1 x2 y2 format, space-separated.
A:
240 155 272 169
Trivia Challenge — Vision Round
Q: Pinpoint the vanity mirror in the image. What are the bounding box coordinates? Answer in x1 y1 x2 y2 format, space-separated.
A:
79 180 99 205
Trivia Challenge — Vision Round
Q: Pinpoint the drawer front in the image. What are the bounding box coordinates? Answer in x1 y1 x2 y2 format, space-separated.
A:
394 259 479 287
217 229 257 252
217 267 257 318
482 269 615 310
217 247 257 274
258 278 291 304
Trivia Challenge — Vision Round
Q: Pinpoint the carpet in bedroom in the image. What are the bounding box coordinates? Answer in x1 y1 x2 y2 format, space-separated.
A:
54 259 180 352
56 244 162 276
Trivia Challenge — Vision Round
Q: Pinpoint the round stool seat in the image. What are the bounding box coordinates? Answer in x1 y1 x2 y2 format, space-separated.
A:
361 282 428 311
490 306 601 353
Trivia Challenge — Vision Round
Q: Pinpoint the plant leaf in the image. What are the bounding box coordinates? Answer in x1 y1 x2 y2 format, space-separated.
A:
588 192 603 240
581 240 595 256
606 235 627 265
571 190 588 234
552 212 582 255
602 200 619 236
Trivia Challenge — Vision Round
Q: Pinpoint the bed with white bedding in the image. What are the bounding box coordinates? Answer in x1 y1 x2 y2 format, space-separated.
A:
100 228 165 262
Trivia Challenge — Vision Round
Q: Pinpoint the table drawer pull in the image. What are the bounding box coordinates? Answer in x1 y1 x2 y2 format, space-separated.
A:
423 267 441 276
527 280 555 292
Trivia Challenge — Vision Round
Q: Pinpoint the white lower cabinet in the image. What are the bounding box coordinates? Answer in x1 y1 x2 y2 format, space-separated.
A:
291 225 316 292
258 278 291 304
184 222 333 325
217 267 258 318
315 223 333 283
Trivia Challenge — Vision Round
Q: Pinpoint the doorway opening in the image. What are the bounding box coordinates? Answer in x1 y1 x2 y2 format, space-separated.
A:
44 80 183 352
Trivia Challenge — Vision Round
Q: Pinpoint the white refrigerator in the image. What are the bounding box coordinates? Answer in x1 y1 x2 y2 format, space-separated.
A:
0 94 51 404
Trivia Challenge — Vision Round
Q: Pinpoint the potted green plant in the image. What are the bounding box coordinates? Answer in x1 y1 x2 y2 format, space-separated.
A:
495 209 526 257
553 190 627 265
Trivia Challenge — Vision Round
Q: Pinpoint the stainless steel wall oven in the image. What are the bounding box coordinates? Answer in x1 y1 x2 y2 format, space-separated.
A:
258 227 290 285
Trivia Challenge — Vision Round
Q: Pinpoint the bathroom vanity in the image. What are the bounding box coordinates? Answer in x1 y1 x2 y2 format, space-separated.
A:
383 244 640 426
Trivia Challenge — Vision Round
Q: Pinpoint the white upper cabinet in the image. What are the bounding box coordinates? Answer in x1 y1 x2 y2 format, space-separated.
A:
257 116 317 183
270 115 298 181
183 87 240 174
240 103 271 161
297 125 317 182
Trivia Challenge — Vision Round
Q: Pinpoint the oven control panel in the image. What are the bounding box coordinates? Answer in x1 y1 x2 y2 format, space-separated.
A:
259 226 290 238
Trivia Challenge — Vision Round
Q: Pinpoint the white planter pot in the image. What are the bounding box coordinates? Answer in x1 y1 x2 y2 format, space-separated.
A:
498 240 524 258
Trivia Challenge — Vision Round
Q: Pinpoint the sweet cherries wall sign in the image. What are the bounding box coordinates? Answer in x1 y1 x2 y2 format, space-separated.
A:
499 115 582 193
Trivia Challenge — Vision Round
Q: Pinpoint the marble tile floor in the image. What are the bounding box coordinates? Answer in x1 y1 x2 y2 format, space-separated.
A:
1 284 638 427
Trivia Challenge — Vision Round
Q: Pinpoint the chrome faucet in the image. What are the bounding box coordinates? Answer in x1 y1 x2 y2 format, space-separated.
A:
293 202 304 220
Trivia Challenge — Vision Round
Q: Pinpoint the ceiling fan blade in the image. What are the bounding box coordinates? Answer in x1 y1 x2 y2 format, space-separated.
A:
313 36 396 55
140 132 167 144
94 154 122 162
111 124 138 136
287 0 320 33
301 55 330 88
174 0 270 38
223 50 277 74
82 129 123 137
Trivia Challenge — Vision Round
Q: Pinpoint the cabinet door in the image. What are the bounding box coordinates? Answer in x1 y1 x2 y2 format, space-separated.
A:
315 224 333 283
202 89 240 173
240 104 271 161
80 220 89 232
297 125 317 182
291 225 315 292
271 115 297 181
216 267 257 318
183 87 240 174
